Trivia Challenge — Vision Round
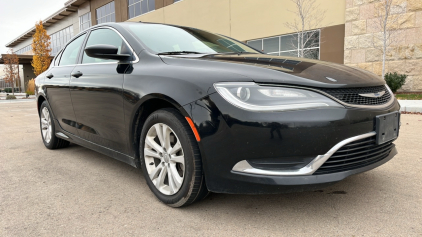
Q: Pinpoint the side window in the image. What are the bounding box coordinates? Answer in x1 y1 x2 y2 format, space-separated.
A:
82 28 129 64
59 34 86 66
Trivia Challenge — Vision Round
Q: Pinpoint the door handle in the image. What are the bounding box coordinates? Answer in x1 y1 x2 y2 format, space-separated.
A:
46 73 54 79
71 71 83 78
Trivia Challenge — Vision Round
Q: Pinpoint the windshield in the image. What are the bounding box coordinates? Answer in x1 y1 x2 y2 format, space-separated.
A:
127 24 261 54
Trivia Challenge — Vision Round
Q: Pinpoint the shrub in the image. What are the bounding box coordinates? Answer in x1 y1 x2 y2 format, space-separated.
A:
385 72 407 93
6 95 16 100
4 88 19 93
26 79 35 95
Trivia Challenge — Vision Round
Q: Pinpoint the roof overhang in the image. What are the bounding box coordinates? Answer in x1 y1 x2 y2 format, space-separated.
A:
0 54 54 65
64 0 89 8
5 1 87 48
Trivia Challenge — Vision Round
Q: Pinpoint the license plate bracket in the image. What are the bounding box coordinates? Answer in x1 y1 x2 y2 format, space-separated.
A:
375 112 400 145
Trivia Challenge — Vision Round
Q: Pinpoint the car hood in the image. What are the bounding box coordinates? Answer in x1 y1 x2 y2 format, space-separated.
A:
159 54 385 88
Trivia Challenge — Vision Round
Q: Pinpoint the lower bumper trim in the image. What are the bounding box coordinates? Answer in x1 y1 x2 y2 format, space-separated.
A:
232 131 377 176
224 146 397 194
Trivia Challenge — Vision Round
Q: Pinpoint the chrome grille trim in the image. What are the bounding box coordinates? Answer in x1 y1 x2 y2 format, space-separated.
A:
318 85 391 106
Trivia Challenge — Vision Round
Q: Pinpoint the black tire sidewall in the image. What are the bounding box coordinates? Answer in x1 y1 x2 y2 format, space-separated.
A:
139 109 197 206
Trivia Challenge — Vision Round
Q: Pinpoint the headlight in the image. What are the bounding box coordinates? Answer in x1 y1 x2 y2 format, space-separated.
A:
214 82 344 112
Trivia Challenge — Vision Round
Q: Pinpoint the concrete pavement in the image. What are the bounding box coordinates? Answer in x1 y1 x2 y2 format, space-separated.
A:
1 101 421 236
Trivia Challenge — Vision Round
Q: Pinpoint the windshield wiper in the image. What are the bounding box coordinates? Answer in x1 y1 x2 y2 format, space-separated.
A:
220 52 260 55
157 51 205 55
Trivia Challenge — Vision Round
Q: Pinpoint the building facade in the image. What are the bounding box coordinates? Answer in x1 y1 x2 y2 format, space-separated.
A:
3 0 421 91
344 0 422 91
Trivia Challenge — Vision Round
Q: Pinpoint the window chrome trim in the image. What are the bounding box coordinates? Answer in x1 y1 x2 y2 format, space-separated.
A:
52 26 139 69
232 131 377 176
81 26 140 64
259 84 396 110
78 62 118 66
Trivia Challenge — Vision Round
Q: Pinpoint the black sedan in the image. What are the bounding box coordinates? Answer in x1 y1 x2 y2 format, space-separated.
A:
35 22 400 207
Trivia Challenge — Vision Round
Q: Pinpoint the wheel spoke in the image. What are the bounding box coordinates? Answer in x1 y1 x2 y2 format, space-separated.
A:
154 165 167 190
170 155 184 164
168 140 182 155
162 124 171 150
144 148 162 159
41 118 48 129
169 164 183 189
149 163 163 180
145 136 163 153
154 124 165 148
167 166 176 194
42 108 49 120
45 128 51 142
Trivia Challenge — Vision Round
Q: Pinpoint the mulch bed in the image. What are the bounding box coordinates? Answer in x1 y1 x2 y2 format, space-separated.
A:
401 111 422 115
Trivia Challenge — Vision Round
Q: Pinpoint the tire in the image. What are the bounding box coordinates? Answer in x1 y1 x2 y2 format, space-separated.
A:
139 108 209 207
39 101 70 149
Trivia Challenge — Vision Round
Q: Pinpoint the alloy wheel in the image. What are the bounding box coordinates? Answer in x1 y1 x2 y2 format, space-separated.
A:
40 107 52 143
144 123 185 195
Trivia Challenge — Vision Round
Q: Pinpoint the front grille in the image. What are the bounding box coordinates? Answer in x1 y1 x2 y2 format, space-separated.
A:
318 85 391 106
314 136 394 175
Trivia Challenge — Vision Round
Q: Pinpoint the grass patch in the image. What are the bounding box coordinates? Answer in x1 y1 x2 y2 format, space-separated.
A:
395 94 422 100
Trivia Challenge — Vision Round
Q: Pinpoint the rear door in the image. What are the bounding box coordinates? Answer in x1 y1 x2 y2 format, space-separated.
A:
44 34 86 135
69 28 131 154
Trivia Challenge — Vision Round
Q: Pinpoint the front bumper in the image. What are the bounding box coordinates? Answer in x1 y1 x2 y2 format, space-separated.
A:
227 146 397 194
183 93 400 194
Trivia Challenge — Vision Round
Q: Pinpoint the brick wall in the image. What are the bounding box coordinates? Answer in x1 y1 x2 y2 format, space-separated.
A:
344 0 422 91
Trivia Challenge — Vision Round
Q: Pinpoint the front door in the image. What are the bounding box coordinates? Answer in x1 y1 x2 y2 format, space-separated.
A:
70 28 131 154
44 34 86 135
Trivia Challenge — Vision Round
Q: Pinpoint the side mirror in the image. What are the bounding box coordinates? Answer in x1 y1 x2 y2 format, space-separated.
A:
84 44 132 61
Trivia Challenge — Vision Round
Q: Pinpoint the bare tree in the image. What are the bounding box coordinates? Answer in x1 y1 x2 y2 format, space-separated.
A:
373 0 399 79
285 0 326 58
2 49 20 96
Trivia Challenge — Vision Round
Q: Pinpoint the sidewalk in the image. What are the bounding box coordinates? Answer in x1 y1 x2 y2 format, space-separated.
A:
0 98 35 103
398 100 422 113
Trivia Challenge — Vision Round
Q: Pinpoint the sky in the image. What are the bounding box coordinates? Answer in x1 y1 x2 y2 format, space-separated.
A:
0 0 68 54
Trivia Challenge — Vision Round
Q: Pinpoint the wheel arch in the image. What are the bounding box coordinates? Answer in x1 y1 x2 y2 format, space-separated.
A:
37 95 46 116
130 93 192 166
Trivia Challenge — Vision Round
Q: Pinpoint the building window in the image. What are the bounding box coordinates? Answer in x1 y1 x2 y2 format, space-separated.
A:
50 26 74 56
79 12 91 31
96 1 115 24
247 30 320 59
15 45 32 55
128 0 155 19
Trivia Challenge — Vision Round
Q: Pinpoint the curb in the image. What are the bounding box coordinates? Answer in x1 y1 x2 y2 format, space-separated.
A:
398 100 422 113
